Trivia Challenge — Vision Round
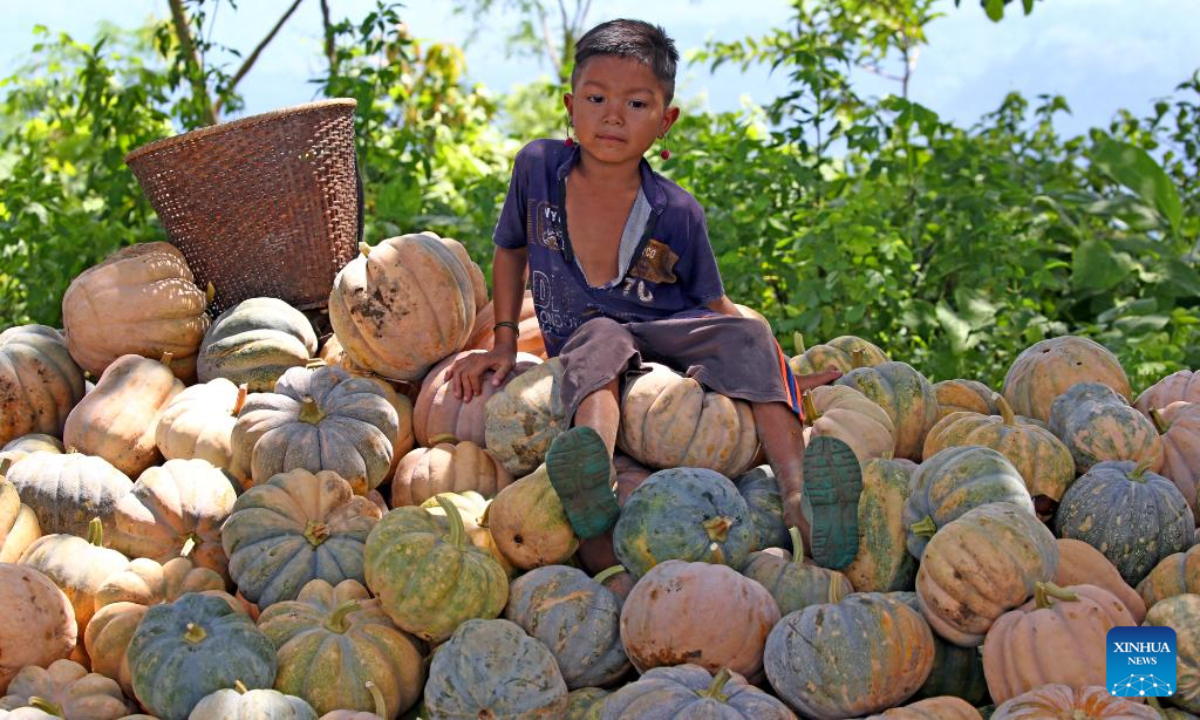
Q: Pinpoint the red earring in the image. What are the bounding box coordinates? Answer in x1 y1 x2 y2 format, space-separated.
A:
660 148 670 160
565 121 575 148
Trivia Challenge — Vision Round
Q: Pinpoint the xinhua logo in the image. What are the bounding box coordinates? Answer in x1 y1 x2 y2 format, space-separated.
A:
1106 626 1177 697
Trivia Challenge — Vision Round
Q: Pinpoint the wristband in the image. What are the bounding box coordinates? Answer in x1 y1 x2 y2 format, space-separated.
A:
494 321 520 334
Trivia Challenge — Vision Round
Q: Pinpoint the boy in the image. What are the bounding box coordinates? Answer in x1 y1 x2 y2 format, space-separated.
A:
447 19 862 567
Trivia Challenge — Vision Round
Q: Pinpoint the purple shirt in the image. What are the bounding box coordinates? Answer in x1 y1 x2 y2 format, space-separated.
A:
493 139 725 357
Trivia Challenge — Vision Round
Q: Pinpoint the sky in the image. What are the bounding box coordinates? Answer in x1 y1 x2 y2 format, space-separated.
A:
2 0 1198 138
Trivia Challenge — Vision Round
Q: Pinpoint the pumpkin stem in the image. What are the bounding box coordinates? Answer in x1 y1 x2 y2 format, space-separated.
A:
234 680 249 694
359 242 372 257
801 392 820 424
180 535 197 558
298 396 324 424
1131 460 1153 482
206 282 216 304
0 457 11 477
365 680 386 717
1150 408 1170 435
437 496 467 548
304 520 331 547
160 351 174 367
428 433 460 446
702 516 733 543
28 697 64 717
67 446 79 454
593 565 628 585
995 393 1016 426
850 349 866 369
325 600 362 634
828 576 848 604
910 515 938 539
698 667 733 702
306 358 327 369
184 622 207 644
793 332 806 356
709 542 727 566
1034 581 1079 609
86 517 104 547
788 527 806 563
232 384 249 416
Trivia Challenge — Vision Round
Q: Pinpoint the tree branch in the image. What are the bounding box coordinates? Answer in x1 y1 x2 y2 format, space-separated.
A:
538 4 562 81
167 0 218 125
215 0 306 115
320 0 338 76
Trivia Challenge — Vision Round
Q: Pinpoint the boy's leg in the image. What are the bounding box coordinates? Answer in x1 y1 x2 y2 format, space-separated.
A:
751 400 810 541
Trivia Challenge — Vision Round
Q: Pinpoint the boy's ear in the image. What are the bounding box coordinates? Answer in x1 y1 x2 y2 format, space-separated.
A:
661 105 681 135
563 93 574 116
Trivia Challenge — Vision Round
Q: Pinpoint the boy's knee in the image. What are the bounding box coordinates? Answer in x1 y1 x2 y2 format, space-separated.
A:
726 316 777 351
564 317 636 354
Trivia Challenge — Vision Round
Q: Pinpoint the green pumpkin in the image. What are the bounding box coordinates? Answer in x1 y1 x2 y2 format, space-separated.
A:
1144 594 1200 713
889 591 991 705
734 466 789 552
1049 382 1164 474
505 565 629 689
903 446 1033 559
602 665 795 719
763 592 935 719
742 527 853 615
835 361 939 461
197 297 319 392
789 333 889 375
1055 460 1194 586
127 593 278 720
423 619 568 719
187 682 316 719
363 497 508 642
613 468 756 579
6 450 132 538
844 457 918 593
566 687 609 720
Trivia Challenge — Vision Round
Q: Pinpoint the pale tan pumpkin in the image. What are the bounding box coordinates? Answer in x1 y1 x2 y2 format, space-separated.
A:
1136 543 1200 610
1137 369 1200 415
0 433 65 469
0 659 128 719
413 350 542 447
328 233 477 381
486 464 579 570
0 564 77 693
991 684 1157 719
933 379 999 420
466 292 546 359
4 451 132 540
0 476 41 564
1151 401 1200 521
0 326 86 446
1055 538 1146 622
617 363 759 477
154 378 247 472
433 233 487 313
63 354 184 477
483 359 569 476
391 441 513 508
802 385 896 464
866 696 982 719
420 491 516 578
1002 335 1132 423
62 241 209 381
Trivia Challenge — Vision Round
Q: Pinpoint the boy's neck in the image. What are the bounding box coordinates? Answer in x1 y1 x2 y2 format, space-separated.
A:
573 151 643 192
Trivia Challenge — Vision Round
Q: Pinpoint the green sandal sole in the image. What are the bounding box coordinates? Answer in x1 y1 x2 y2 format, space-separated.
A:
801 435 863 570
545 426 619 540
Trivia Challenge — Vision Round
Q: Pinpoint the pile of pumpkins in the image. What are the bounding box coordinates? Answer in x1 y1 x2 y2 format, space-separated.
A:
1 232 1199 719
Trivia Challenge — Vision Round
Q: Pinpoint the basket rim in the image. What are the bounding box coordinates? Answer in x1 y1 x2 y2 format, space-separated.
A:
123 98 358 165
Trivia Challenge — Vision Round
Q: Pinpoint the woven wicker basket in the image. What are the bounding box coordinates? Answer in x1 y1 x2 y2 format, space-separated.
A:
125 99 362 315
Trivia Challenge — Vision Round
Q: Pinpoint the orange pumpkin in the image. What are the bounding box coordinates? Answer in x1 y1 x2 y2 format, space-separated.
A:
483 359 568 476
391 441 513 508
1151 402 1200 520
0 326 86 446
433 233 488 313
62 241 209 381
486 464 579 570
990 684 1157 719
1055 538 1146 622
802 385 896 464
866 696 982 719
933 379 1000 420
1137 543 1200 611
155 378 247 473
412 350 542 447
0 563 77 693
1002 335 1132 423
0 475 41 564
1136 369 1200 415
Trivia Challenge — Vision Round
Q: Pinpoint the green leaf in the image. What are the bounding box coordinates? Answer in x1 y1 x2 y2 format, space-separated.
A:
936 301 972 353
1022 0 1036 13
1091 138 1184 233
1072 238 1131 292
985 0 1006 21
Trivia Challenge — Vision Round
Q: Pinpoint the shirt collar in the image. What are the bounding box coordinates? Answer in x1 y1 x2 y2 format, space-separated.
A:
555 143 667 213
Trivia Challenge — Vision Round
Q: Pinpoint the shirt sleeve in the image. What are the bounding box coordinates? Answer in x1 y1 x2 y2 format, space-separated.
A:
493 150 528 249
678 207 726 306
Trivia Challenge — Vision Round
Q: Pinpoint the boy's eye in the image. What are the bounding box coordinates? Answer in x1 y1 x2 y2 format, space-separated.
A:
587 95 604 104
629 100 647 109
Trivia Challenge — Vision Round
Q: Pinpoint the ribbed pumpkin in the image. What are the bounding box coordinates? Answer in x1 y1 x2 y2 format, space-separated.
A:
1049 382 1164 474
982 582 1135 703
1002 335 1132 423
486 463 579 570
197 297 319 391
483 358 568 476
5 451 132 539
465 292 546 358
316 681 388 720
258 579 425 718
614 468 755 579
412 350 542 447
0 433 65 467
742 528 852 615
1151 402 1200 519
188 683 316 720
154 379 246 473
991 684 1157 719
0 563 77 693
0 476 41 563
0 659 128 720
835 361 939 461
505 565 630 689
865 697 982 720
363 497 508 642
1054 459 1193 586
222 469 381 608
845 457 917 592
903 446 1033 559
616 363 758 477
1137 369 1200 415
763 592 935 719
923 395 1075 503
1143 593 1200 713
424 619 567 718
601 665 796 720
1138 544 1200 611
63 353 184 477
127 592 277 720
621 559 780 679
419 491 515 577
0 326 86 445
85 557 227 696
62 241 209 381
567 687 610 720
328 233 477 381
734 466 788 552
390 440 512 508
1055 538 1146 622
934 379 1000 420
917 502 1059 647
789 333 889 375
889 591 989 705
112 459 238 584
802 385 896 464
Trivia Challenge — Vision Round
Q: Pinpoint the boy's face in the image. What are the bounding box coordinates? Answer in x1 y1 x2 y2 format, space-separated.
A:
565 56 680 168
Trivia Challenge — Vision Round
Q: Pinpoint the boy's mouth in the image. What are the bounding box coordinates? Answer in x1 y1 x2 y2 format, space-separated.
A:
596 134 626 143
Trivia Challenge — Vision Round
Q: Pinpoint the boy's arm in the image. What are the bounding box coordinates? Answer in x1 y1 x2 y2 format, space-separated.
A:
706 295 742 318
491 245 529 351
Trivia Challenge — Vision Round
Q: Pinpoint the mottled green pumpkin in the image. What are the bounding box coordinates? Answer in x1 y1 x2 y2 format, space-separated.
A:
1054 460 1193 586
1144 594 1200 713
789 333 889 376
845 458 918 593
363 497 508 642
613 468 756 579
934 379 999 421
257 579 425 718
423 619 568 719
197 298 319 392
188 683 316 720
1138 543 1200 610
601 665 796 720
505 565 629 689
742 527 853 615
1049 382 1164 474
127 593 278 720
566 688 610 720
763 592 935 719
923 395 1076 502
1002 335 1132 423
835 361 939 461
6 451 132 539
903 446 1033 559
222 469 382 608
734 467 788 552
483 359 568 476
0 659 129 720
889 592 990 705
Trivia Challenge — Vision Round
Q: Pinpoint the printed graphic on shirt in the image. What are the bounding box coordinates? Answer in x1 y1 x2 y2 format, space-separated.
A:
619 277 655 304
532 200 564 251
533 268 582 339
629 239 679 284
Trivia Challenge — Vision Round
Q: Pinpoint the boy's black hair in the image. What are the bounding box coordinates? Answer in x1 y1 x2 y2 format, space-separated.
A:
572 19 679 106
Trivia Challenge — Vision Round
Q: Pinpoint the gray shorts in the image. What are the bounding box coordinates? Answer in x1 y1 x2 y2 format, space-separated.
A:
556 314 802 422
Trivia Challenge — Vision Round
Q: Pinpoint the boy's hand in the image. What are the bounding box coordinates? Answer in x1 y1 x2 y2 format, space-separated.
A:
796 368 843 392
445 348 517 402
